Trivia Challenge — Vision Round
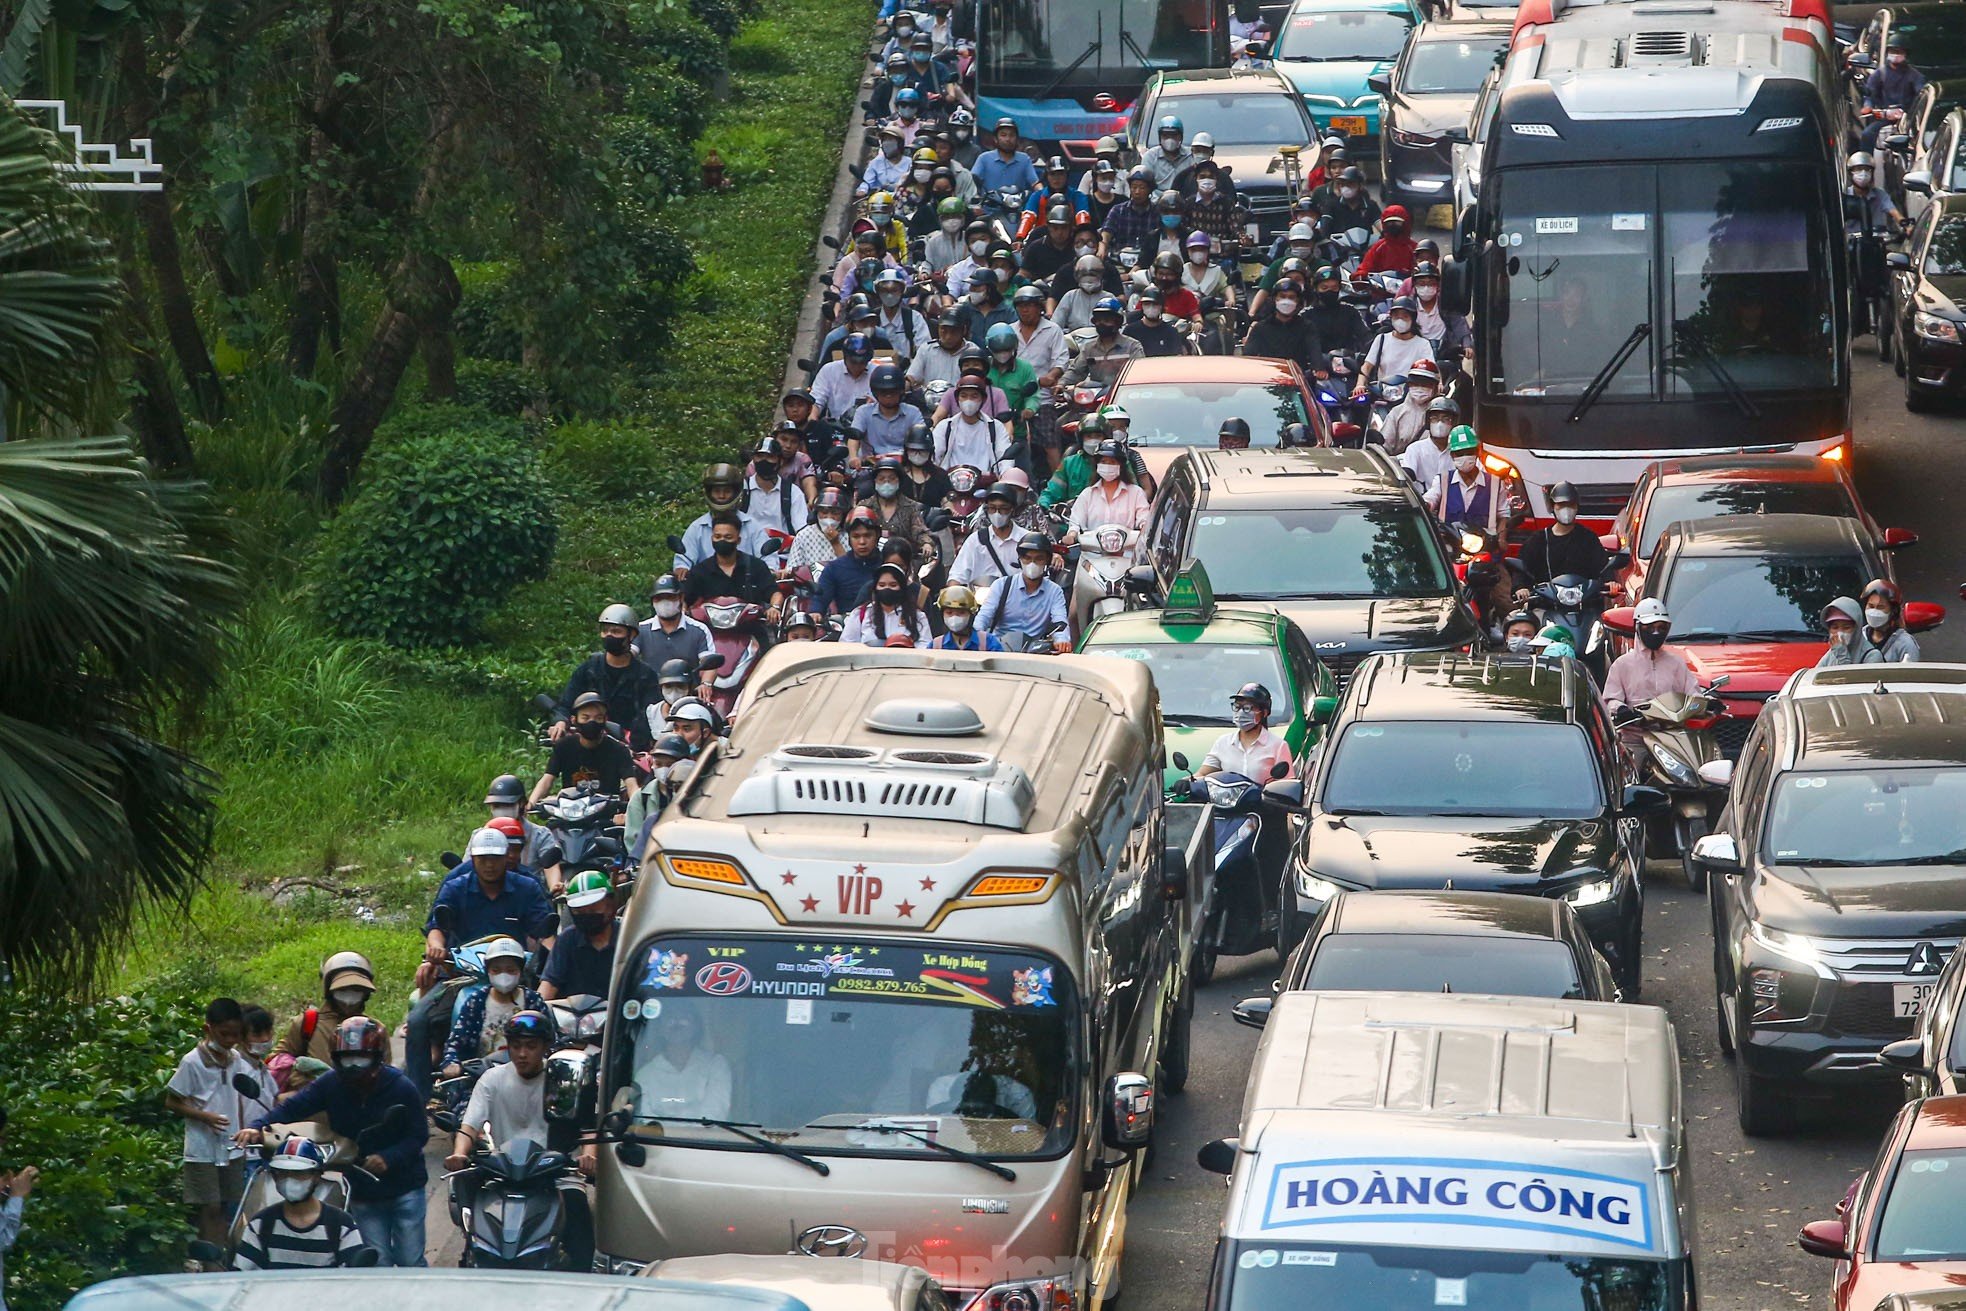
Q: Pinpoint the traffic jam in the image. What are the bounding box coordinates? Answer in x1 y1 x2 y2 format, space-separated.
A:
103 0 1966 1306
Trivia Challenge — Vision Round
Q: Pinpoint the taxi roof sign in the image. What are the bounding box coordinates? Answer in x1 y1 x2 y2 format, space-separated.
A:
1162 558 1215 626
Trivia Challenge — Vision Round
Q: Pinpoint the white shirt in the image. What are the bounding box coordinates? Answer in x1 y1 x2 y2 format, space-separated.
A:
1400 436 1455 489
745 474 811 538
934 414 1012 472
640 1046 733 1121
462 1060 549 1149
945 255 986 300
1069 481 1151 534
1203 726 1293 781
167 1044 250 1163
811 360 875 423
1015 318 1070 375
950 523 1021 588
1366 330 1436 382
842 603 934 647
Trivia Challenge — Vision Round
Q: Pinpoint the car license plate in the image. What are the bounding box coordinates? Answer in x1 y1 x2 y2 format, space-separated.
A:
1330 115 1369 137
1895 983 1937 1017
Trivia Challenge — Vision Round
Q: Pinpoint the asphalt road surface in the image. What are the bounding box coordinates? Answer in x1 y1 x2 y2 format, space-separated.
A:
1125 353 1966 1311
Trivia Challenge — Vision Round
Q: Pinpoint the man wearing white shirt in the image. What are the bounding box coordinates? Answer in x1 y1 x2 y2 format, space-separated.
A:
1010 288 1069 389
1400 396 1459 490
934 378 1015 471
634 1010 732 1121
949 484 1023 589
908 313 971 390
1197 683 1294 780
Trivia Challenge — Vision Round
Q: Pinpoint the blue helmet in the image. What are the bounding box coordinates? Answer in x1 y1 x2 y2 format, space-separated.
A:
268 1138 328 1173
842 332 874 360
984 323 1019 352
1157 115 1184 136
1091 294 1127 318
895 87 923 109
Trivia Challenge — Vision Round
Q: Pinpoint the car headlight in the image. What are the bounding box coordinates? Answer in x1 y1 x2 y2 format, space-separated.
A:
1295 868 1342 903
963 1279 1073 1311
1747 921 1835 979
1563 877 1617 908
1649 741 1697 786
1916 310 1962 343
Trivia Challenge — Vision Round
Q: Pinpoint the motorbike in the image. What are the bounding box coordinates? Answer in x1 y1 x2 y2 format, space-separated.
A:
542 993 609 1152
943 464 994 547
532 781 633 894
1449 523 1506 639
995 618 1069 653
1618 675 1732 892
1069 523 1137 642
691 597 772 717
1167 756 1298 983
1511 566 1622 679
434 1106 644 1273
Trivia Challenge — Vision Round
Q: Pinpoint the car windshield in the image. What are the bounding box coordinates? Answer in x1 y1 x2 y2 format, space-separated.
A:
612 936 1075 1158
1276 8 1414 61
1109 381 1310 447
1636 482 1854 556
1191 503 1450 599
1765 768 1966 866
1401 35 1506 93
1087 640 1290 725
1927 217 1966 275
1161 94 1310 146
1322 721 1604 818
1223 1242 1676 1309
1877 1148 1966 1259
1302 934 1585 996
1661 551 1867 640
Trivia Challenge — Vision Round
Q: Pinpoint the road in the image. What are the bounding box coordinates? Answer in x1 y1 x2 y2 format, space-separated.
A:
1125 354 1966 1311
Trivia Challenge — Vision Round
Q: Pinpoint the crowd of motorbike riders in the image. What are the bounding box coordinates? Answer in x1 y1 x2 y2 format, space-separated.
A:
141 7 1945 1281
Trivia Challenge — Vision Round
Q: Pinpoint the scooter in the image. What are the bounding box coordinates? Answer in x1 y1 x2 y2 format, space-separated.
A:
1512 566 1620 679
434 1109 645 1271
1450 522 1505 640
943 464 994 549
1618 675 1732 891
1069 523 1137 642
542 994 609 1152
531 782 632 894
1168 756 1296 983
691 597 771 717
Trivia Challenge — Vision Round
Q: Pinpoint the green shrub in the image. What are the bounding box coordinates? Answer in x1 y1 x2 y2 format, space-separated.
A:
316 425 557 647
455 358 545 415
540 420 664 500
453 260 525 363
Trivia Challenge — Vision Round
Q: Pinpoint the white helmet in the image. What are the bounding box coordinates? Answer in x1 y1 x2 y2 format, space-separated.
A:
1633 597 1670 626
1288 221 1317 243
1192 131 1216 151
598 603 638 628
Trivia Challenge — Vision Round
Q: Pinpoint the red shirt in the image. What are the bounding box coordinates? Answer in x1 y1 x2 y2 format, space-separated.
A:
1357 235 1418 277
1161 286 1201 319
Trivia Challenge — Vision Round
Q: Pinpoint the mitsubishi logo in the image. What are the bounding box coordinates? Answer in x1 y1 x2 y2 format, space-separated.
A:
796 1225 868 1258
1908 942 1945 977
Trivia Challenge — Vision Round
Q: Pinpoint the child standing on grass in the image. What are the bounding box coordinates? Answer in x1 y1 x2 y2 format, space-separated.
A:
164 998 249 1252
236 1006 282 1192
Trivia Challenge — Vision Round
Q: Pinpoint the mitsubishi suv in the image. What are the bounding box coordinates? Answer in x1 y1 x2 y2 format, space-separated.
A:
1698 664 1966 1136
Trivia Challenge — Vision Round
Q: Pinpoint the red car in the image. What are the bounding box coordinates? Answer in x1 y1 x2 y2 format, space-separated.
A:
1606 453 1917 598
1600 514 1944 757
1799 1095 1966 1310
1097 355 1330 480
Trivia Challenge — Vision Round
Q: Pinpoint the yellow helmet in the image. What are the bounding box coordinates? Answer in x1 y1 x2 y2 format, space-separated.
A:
936 584 980 612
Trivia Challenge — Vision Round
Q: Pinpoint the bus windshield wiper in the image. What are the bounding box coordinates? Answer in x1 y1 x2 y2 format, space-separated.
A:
845 1120 1018 1181
1675 331 1762 420
1565 321 1651 424
1037 17 1102 102
641 1115 831 1175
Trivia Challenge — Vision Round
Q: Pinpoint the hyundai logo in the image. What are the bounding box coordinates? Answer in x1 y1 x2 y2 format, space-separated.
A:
1908 942 1945 977
796 1225 869 1258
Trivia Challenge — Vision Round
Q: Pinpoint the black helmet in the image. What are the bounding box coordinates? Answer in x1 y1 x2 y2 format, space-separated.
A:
1013 283 1048 305
870 362 905 392
1411 261 1441 281
484 774 526 805
1338 166 1365 185
956 343 989 373
1219 417 1251 445
1094 439 1129 462
1232 682 1273 711
504 1011 556 1047
1156 190 1184 213
1136 283 1164 304
1548 481 1580 506
937 308 965 330
902 423 934 452
1015 530 1053 556
1425 395 1461 419
1388 295 1419 316
1152 251 1183 275
658 658 694 684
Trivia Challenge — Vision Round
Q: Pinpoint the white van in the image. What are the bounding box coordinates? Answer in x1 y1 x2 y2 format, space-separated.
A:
1198 991 1698 1308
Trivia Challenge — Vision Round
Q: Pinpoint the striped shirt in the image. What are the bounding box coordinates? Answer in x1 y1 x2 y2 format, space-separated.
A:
233 1203 366 1269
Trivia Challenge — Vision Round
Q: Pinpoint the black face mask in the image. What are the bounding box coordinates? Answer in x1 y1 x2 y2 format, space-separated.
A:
1095 321 1119 339
602 634 631 656
755 462 778 481
1316 290 1340 307
1639 627 1667 651
713 538 738 557
874 588 904 607
574 914 610 938
574 720 607 741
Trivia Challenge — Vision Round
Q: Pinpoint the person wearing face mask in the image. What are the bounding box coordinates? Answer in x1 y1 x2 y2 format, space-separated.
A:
1182 230 1232 303
849 363 926 464
624 735 690 854
928 585 1005 650
1861 40 1925 148
1197 684 1293 780
1059 296 1145 397
1050 253 1115 331
539 873 619 1001
1513 481 1608 596
949 484 1024 589
890 88 930 150
977 532 1073 651
1302 264 1371 361
1323 165 1381 235
1500 611 1542 656
1843 578 1921 663
743 437 811 541
870 269 928 366
923 196 970 273
550 605 666 752
672 464 768 575
1355 295 1436 397
860 123 913 197
781 388 844 467
812 507 887 618
635 575 714 686
1019 167 1090 243
533 696 642 815
1399 395 1460 487
1124 284 1187 357
1241 278 1324 374
1375 356 1438 455
234 1005 283 1138
899 424 955 506
683 511 779 609
1408 260 1472 366
1844 150 1907 333
1100 167 1161 260
857 454 935 554
439 939 545 1082
908 311 971 391
765 422 820 499
1080 159 1123 227
1426 426 1509 539
958 268 1018 348
787 487 855 579
1148 115 1193 190
1356 204 1418 277
166 997 251 1250
233 1138 369 1270
1010 284 1069 391
928 132 979 203
1602 598 1700 715
282 953 393 1069
942 219 993 300
1182 158 1240 244
971 118 1040 195
843 560 935 646
1815 595 1868 667
1064 440 1152 543
239 1019 428 1268
1248 223 1322 321
946 106 981 166
1147 250 1203 326
935 375 1015 475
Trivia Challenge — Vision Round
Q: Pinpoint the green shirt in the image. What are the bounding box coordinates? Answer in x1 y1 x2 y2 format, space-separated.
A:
1041 450 1093 506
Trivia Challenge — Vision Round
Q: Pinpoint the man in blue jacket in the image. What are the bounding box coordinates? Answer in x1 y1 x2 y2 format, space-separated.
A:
238 1018 428 1266
811 507 884 618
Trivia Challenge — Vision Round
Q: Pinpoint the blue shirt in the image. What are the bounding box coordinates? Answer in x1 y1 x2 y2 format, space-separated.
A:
425 870 557 944
253 1068 428 1200
813 551 882 617
978 575 1070 638
973 150 1040 195
851 402 926 457
931 630 1005 651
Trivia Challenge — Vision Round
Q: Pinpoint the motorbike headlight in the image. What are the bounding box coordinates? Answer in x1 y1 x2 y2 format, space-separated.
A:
1648 741 1697 786
1555 584 1584 608
950 467 977 493
1562 877 1617 908
1096 526 1127 554
1382 383 1406 404
1916 310 1962 343
1295 867 1342 903
577 1009 607 1040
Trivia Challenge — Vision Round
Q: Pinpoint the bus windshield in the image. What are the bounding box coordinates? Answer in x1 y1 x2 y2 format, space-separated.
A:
980 0 1215 90
1486 162 1836 400
612 935 1077 1160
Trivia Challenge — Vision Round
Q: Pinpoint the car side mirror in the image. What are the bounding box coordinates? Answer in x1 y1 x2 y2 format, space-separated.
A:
533 839 565 870
1311 694 1338 724
1888 250 1914 271
188 1240 227 1267
1879 1037 1930 1075
1904 601 1946 633
1442 126 1471 146
349 1245 382 1267
1103 1072 1154 1151
1599 605 1636 636
1707 673 1731 691
616 1138 649 1168
1903 169 1933 196
1620 783 1670 816
1263 779 1305 810
1197 1137 1240 1175
1160 842 1189 901
1797 1219 1848 1260
1366 72 1392 96
1232 997 1273 1029
1698 759 1734 788
1691 831 1742 876
1881 526 1919 550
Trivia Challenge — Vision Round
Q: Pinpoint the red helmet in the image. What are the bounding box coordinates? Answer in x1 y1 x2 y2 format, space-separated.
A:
486 816 525 842
845 506 882 530
330 1015 388 1063
1860 578 1902 609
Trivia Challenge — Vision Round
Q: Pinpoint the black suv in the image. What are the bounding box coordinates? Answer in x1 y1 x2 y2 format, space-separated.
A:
1130 448 1479 690
1698 664 1966 1136
1283 650 1664 995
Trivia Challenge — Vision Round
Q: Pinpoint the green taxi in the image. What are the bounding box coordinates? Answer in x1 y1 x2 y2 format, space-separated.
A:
1079 562 1338 786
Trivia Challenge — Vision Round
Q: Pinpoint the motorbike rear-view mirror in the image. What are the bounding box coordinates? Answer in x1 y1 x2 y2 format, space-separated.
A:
1707 673 1731 691
1599 605 1636 637
1603 549 1630 574
1889 133 1915 152
232 1073 263 1101
1171 751 1191 773
697 651 725 672
441 850 461 870
1269 759 1290 780
821 234 841 250
1620 784 1670 816
1196 1137 1240 1175
188 1240 227 1267
666 533 687 555
1905 601 1947 633
924 506 952 531
350 1245 382 1268
434 903 458 936
432 1109 460 1135
1887 250 1914 270
533 840 565 870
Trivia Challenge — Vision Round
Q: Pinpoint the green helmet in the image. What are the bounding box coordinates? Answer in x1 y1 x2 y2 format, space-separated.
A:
937 196 966 218
564 870 613 909
1537 622 1577 647
1447 425 1479 455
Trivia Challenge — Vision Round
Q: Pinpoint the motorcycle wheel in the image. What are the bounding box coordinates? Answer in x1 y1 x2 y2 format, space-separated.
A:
1877 299 1893 361
1678 813 1709 892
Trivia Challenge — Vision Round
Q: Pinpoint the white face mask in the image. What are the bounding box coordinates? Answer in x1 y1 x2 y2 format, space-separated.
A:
883 140 902 157
942 218 963 234
876 480 900 499
1339 185 1358 200
1096 179 1115 195
1407 386 1434 406
1505 634 1534 654
1079 276 1102 292
1454 455 1478 475
332 989 367 1011
490 970 522 993
1097 463 1122 482
1416 284 1438 301
1189 250 1208 265
1143 304 1163 321
971 288 990 305
1161 138 1182 156
818 516 840 535
1390 315 1414 335
969 239 988 256
1866 607 1892 629
913 168 933 183
959 397 983 417
944 612 972 633
1231 707 1259 729
1429 421 1450 439
908 450 931 466
1275 297 1299 316
277 1177 317 1204
250 1039 274 1058
1553 506 1577 525
1021 561 1046 581
1197 178 1217 195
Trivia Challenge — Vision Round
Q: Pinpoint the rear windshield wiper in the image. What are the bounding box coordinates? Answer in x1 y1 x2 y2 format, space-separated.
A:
843 1120 1018 1181
641 1115 830 1175
1566 321 1651 425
